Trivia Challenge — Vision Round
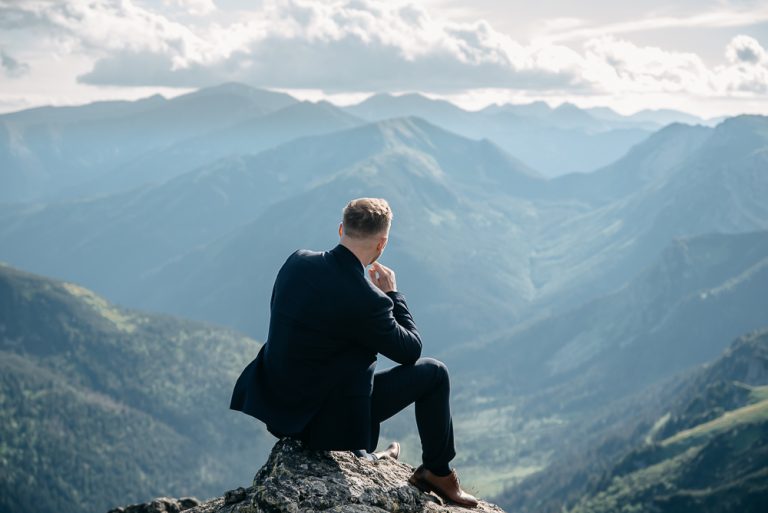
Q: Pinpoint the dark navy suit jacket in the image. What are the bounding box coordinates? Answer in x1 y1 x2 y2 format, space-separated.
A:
229 243 422 452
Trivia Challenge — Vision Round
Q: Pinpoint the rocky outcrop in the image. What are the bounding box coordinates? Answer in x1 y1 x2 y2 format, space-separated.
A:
109 438 506 513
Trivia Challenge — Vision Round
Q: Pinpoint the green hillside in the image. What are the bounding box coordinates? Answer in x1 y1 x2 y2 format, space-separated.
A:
570 398 768 513
0 263 273 513
496 328 768 513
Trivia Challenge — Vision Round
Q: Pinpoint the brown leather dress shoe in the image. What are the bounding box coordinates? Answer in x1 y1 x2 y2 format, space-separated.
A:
373 441 400 460
408 465 479 508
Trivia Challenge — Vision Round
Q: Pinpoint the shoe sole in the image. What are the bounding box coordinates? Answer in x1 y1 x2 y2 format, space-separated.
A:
408 475 478 509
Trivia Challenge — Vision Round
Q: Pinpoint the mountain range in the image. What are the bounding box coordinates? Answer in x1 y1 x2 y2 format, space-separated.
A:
0 82 766 513
1 82 721 205
1 112 765 351
343 93 718 176
0 84 297 202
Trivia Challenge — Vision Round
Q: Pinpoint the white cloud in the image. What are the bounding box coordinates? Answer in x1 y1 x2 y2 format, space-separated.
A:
0 0 217 68
726 34 767 64
581 37 714 95
162 0 216 16
579 34 768 96
545 5 768 42
720 35 768 93
69 0 593 91
0 0 766 102
0 0 589 90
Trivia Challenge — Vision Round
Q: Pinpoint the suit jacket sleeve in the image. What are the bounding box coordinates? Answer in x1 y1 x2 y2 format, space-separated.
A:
358 290 422 365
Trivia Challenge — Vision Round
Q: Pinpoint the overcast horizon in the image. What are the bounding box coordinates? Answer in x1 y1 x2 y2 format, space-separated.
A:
1 0 767 118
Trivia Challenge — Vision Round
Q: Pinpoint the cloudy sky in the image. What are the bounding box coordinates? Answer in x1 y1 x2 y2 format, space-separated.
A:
1 0 767 117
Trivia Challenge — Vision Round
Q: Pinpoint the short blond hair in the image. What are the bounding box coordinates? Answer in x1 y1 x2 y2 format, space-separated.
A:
342 198 393 238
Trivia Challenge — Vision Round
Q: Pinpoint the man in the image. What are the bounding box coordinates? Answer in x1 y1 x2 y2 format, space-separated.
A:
229 197 478 508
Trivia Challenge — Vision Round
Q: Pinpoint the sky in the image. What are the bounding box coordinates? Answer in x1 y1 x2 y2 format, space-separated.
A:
0 0 767 118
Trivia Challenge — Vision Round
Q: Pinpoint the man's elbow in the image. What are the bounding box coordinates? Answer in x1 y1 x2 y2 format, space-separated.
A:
405 334 422 364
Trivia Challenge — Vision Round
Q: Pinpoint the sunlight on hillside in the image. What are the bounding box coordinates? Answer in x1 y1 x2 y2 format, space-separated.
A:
61 282 136 333
662 398 768 446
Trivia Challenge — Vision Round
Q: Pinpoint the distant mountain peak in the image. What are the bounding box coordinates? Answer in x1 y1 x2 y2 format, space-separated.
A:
633 119 711 147
363 115 467 146
626 107 704 126
704 113 768 153
179 82 298 106
360 91 433 104
554 101 581 112
713 113 768 132
192 81 262 96
256 98 363 126
349 92 468 118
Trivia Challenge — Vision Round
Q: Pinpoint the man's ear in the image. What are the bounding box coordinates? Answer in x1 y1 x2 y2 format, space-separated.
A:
338 223 343 237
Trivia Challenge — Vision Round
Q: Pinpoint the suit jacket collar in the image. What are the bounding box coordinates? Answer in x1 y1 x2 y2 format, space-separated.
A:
331 243 365 275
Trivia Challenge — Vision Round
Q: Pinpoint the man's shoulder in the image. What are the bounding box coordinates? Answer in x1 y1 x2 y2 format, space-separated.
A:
289 248 322 259
279 248 339 279
283 248 324 267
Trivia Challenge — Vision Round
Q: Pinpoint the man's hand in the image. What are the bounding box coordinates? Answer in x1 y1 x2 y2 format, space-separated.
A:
368 262 397 293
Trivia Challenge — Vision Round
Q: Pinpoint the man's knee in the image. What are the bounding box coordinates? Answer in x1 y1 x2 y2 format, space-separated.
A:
418 357 450 387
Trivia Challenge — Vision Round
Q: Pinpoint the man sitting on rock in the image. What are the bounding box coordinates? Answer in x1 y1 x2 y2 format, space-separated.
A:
229 197 478 508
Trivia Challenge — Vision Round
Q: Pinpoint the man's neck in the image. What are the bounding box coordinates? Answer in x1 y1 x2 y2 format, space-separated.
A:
339 238 369 268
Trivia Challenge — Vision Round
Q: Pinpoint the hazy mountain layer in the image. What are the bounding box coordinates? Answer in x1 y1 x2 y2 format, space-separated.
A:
77 100 366 198
0 83 297 202
455 230 768 397
344 93 658 176
528 115 768 311
1 82 698 205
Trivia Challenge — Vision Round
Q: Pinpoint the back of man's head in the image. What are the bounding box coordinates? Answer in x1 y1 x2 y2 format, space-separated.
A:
342 198 392 239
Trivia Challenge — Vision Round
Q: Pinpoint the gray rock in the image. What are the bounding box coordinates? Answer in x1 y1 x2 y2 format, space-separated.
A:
106 496 200 513
109 438 505 513
191 438 504 513
224 487 247 504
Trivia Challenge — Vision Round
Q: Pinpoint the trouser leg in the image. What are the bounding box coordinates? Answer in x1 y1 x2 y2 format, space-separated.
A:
370 357 456 474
